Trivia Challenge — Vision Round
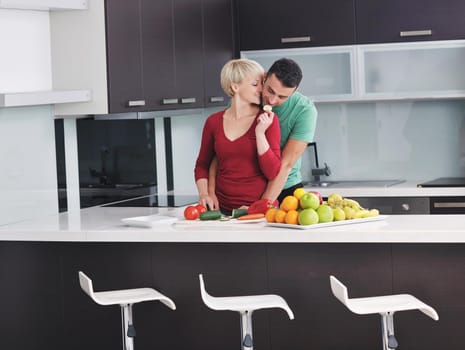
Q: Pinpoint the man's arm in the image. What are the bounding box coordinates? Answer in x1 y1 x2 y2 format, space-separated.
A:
261 138 308 201
207 157 219 210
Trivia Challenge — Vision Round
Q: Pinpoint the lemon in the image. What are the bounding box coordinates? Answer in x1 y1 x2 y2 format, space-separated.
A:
293 188 307 200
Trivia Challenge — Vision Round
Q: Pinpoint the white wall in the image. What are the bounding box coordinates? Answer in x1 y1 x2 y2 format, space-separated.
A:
0 9 59 224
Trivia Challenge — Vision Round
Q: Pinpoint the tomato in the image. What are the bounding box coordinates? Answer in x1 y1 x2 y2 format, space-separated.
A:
195 204 208 214
184 205 199 220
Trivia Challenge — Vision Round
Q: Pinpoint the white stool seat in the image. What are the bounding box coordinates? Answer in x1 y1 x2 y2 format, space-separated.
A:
92 287 176 308
203 292 294 316
199 274 293 350
330 275 438 350
330 275 438 320
79 271 175 350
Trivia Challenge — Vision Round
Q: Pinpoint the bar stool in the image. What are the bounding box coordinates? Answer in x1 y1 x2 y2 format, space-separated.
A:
329 275 438 350
78 271 176 350
199 274 294 350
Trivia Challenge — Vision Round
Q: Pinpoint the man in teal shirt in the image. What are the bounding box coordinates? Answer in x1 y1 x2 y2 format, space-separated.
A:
261 58 318 203
204 58 317 209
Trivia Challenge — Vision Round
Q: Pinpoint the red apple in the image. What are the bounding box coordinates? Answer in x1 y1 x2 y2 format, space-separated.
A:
310 191 323 204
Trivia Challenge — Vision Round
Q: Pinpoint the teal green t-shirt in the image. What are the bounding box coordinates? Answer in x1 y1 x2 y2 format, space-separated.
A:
273 91 318 189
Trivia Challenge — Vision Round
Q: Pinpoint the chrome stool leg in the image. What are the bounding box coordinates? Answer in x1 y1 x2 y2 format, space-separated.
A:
240 311 254 349
381 312 399 350
121 304 135 350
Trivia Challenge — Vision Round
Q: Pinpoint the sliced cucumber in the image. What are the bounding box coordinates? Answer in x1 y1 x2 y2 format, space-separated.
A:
199 210 222 221
232 208 248 218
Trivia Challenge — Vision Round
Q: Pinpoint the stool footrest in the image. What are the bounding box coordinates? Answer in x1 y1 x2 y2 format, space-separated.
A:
127 325 136 338
388 335 398 349
243 334 253 348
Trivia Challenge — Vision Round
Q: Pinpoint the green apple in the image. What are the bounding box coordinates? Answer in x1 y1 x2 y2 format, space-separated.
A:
317 204 334 223
300 193 320 210
298 208 319 225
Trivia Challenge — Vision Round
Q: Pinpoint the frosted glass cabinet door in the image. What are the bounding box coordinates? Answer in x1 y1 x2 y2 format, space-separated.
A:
241 47 355 102
359 40 465 99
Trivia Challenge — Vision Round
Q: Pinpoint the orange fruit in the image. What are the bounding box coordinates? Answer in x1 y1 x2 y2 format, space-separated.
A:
284 210 299 225
265 208 278 223
275 209 287 223
280 195 299 212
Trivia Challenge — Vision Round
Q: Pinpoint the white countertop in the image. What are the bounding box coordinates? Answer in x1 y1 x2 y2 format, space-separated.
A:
305 180 465 197
1 205 464 243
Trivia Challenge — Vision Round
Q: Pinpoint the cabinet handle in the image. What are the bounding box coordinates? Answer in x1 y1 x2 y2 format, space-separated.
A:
127 100 146 107
281 36 311 43
400 30 432 37
162 98 179 105
181 97 196 104
434 202 465 208
401 203 410 211
209 96 225 103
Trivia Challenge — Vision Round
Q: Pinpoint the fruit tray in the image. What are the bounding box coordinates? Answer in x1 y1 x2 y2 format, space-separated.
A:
266 215 388 230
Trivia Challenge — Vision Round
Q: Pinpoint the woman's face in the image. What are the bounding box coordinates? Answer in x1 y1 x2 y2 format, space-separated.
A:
234 73 263 105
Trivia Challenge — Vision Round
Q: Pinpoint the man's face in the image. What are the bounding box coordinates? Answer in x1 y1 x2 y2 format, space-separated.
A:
262 73 297 107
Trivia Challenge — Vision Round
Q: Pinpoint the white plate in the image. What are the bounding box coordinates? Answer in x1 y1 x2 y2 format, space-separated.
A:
266 215 388 230
121 215 178 228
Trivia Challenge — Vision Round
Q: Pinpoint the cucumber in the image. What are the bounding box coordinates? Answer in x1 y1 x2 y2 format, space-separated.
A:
199 210 222 221
232 208 248 218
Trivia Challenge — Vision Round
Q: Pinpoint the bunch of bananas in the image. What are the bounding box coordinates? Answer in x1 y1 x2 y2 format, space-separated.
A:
326 193 379 220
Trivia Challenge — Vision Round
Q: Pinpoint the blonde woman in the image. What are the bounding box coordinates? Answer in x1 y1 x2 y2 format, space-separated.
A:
194 59 281 214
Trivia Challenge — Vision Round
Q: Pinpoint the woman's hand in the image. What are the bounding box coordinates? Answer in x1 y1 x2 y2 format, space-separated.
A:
255 111 274 136
199 192 219 210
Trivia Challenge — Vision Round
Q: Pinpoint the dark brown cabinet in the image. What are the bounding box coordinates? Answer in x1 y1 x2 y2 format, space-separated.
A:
356 0 465 44
236 0 356 50
105 0 234 113
203 0 235 107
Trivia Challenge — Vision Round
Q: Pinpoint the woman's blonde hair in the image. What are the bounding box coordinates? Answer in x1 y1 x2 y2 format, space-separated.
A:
221 59 265 97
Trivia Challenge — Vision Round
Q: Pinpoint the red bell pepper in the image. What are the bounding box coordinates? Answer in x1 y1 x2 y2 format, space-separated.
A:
248 198 275 215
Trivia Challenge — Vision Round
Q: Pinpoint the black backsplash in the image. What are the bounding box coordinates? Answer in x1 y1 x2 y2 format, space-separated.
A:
76 119 157 186
55 118 158 210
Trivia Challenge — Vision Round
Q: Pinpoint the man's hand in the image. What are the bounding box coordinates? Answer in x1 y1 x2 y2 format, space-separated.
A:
261 138 308 201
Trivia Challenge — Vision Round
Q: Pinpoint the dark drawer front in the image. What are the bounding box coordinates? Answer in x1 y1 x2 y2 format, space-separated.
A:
430 196 465 214
351 197 430 215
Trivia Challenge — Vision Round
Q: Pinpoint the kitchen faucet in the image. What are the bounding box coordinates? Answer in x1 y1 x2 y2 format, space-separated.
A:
307 142 331 182
89 146 110 185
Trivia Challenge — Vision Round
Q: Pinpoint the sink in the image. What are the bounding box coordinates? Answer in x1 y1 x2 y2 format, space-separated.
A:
304 181 337 187
305 180 405 188
82 183 148 189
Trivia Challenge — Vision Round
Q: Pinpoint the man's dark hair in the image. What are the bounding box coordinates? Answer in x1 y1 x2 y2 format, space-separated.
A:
267 58 303 88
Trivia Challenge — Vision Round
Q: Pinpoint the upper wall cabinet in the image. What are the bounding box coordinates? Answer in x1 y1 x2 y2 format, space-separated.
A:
236 0 355 50
356 0 465 44
52 0 234 116
0 0 87 11
106 0 234 113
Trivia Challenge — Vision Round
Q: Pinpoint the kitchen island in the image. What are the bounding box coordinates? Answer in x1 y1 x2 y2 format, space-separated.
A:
1 206 464 350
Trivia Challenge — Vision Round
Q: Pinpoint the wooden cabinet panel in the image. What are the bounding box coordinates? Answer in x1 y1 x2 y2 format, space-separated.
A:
105 0 144 113
106 0 232 113
149 243 270 350
237 0 355 50
141 0 176 110
203 0 234 107
356 0 465 44
267 243 392 350
392 244 465 350
60 243 153 350
0 242 62 350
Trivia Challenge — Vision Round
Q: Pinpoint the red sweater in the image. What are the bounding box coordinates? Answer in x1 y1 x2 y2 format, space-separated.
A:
194 110 281 211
